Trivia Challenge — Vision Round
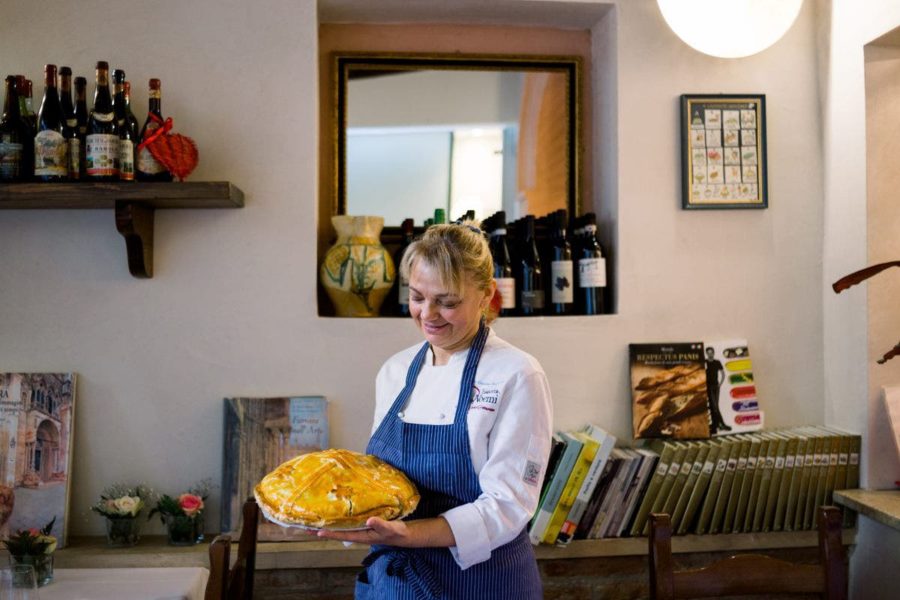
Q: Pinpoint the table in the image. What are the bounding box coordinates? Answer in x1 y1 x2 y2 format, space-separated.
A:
39 567 209 600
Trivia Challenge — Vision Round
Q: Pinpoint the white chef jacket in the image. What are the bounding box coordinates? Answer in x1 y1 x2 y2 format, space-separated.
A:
373 329 553 569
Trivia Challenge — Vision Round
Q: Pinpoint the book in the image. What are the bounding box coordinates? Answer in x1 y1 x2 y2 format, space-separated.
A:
749 432 780 532
742 433 772 532
760 432 792 532
676 440 720 535
0 373 76 547
614 448 658 537
773 431 806 531
577 454 622 539
529 432 582 545
542 431 599 544
709 437 744 534
660 442 700 521
603 449 645 537
843 431 861 527
806 430 833 530
643 442 689 535
669 443 709 533
587 449 632 539
721 436 752 534
629 440 678 537
703 340 764 435
629 343 711 439
886 386 900 464
540 434 567 500
730 434 762 533
222 395 328 540
695 438 733 534
793 427 821 531
780 432 807 531
555 425 616 545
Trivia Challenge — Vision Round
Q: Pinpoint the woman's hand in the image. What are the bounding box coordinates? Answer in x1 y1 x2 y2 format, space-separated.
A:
315 516 455 548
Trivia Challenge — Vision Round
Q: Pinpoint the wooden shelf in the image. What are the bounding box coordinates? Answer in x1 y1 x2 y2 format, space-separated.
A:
48 528 857 571
0 182 244 278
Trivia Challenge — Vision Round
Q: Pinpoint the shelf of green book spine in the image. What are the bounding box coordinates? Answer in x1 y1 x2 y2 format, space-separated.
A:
0 182 244 278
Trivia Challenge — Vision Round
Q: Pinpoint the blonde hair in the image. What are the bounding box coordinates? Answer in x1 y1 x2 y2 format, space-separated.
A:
400 221 493 295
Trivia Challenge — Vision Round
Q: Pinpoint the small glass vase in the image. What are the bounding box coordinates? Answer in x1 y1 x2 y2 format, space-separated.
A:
163 513 204 546
10 553 53 587
105 515 142 547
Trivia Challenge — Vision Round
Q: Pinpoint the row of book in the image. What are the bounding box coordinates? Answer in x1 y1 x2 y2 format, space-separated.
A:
528 425 860 545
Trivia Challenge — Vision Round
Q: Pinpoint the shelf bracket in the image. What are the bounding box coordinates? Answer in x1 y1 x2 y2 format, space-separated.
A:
115 201 155 278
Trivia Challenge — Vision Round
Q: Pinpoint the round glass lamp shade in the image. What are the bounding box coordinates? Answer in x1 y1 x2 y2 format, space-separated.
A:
657 0 803 58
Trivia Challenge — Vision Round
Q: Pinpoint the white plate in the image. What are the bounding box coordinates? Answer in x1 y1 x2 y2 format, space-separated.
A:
257 501 372 532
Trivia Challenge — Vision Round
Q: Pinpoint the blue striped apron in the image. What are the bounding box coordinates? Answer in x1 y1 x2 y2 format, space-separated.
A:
355 321 543 600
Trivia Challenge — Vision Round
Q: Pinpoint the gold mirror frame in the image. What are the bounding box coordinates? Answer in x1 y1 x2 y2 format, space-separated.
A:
332 52 582 229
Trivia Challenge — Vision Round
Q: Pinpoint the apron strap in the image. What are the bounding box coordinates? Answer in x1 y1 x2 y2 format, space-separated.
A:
363 547 443 600
453 318 489 425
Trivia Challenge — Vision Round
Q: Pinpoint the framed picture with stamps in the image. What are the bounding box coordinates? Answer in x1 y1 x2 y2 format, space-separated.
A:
680 94 767 209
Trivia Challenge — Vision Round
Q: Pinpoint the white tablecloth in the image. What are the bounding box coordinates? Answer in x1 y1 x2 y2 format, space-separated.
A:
39 567 209 600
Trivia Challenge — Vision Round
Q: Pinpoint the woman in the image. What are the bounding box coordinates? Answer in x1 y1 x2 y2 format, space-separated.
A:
318 222 553 599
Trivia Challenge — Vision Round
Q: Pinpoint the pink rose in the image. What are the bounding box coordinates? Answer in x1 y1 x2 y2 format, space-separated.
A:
178 493 204 517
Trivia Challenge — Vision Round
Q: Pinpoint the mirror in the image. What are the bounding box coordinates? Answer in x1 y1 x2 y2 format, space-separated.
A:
334 54 581 227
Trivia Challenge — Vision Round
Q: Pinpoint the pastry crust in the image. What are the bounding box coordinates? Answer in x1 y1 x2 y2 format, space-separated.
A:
255 449 420 529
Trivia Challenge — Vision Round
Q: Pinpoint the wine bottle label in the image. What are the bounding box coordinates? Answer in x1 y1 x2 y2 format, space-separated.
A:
119 139 135 181
34 130 68 177
578 257 607 287
496 277 515 309
67 138 80 179
85 133 119 176
0 141 23 179
137 146 166 174
92 111 114 123
66 118 77 128
398 275 410 306
521 289 545 310
550 260 574 304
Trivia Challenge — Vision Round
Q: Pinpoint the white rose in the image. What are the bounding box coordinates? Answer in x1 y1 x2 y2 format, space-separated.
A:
113 495 142 516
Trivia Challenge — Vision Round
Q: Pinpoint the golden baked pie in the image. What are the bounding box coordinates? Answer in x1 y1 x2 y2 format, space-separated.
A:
255 449 420 529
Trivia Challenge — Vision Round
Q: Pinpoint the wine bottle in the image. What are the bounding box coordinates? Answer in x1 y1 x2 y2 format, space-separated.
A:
576 212 607 315
34 64 68 182
488 211 516 316
123 81 140 142
136 78 172 181
15 76 35 140
0 76 31 181
516 215 544 316
85 61 118 180
389 218 416 316
112 70 135 181
59 67 80 180
23 78 37 131
549 209 574 315
433 208 447 225
74 76 88 178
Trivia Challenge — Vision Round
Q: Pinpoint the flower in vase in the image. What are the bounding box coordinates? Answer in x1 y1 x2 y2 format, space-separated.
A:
178 493 204 517
91 483 153 518
2 517 57 556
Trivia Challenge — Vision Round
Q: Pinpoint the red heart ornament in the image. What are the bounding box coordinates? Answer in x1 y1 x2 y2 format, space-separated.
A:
147 133 199 181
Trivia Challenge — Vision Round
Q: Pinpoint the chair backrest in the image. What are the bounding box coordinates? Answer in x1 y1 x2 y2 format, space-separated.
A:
648 505 848 600
205 498 260 600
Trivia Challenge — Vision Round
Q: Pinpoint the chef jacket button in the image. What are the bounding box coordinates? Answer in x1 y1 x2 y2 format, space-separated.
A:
398 411 405 418
439 413 446 420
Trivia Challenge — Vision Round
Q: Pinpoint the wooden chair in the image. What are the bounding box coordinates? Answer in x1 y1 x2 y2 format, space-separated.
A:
206 498 260 600
648 505 848 599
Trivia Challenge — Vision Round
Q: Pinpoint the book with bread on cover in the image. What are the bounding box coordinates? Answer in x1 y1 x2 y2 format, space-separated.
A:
529 432 582 545
556 424 616 545
630 343 711 439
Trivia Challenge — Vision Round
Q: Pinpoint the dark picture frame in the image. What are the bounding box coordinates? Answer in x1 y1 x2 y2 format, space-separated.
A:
680 94 767 209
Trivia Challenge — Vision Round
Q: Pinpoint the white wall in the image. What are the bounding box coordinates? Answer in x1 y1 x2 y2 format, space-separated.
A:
0 0 827 540
820 1 900 597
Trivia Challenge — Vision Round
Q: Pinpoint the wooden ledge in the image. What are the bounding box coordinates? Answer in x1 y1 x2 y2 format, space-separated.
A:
47 528 856 571
834 489 900 532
